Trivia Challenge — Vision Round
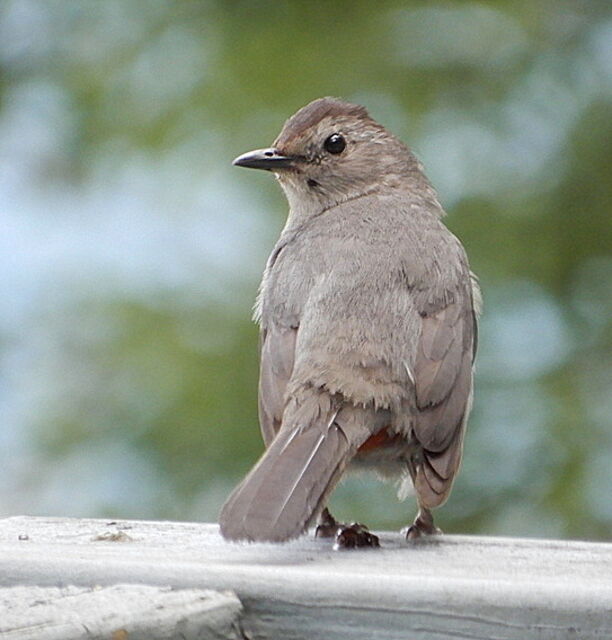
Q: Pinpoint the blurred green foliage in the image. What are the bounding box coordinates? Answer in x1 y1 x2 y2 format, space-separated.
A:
0 0 610 540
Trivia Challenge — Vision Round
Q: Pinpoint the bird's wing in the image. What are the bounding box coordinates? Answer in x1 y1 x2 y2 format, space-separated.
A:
258 325 297 446
411 285 478 508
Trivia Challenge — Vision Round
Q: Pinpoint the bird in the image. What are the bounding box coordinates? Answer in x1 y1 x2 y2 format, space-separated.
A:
219 97 481 548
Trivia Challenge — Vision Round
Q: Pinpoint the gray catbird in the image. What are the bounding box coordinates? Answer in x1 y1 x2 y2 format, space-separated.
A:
220 97 481 548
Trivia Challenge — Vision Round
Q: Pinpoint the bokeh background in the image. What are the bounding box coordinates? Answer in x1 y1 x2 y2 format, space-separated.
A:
1 0 611 540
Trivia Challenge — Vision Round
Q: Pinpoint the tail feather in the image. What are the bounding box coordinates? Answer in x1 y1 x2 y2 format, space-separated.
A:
219 392 380 542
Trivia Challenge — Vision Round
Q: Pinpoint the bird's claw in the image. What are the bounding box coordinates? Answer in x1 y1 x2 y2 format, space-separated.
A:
403 519 442 541
333 523 380 550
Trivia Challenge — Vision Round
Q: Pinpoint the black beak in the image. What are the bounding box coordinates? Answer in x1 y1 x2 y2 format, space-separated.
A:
232 147 296 171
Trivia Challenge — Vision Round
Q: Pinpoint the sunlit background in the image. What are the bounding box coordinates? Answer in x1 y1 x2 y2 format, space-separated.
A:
1 0 611 540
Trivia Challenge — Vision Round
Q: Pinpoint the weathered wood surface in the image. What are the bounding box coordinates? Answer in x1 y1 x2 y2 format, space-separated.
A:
1 516 611 639
0 584 243 640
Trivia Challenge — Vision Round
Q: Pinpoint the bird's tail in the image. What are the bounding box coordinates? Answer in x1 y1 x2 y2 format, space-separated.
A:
219 390 380 542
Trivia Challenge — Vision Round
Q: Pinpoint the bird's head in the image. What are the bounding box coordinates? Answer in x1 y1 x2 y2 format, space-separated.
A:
233 97 422 217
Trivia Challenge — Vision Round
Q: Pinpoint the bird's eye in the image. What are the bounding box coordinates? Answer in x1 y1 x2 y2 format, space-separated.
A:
323 133 346 154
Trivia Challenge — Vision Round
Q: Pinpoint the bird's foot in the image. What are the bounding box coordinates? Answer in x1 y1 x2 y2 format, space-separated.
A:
333 523 380 550
315 508 379 549
403 509 442 541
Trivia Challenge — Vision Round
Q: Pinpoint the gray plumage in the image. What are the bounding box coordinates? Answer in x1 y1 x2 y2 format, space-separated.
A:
220 97 480 543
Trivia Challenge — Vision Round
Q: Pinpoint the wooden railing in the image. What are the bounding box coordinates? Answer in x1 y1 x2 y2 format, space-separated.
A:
1 516 611 639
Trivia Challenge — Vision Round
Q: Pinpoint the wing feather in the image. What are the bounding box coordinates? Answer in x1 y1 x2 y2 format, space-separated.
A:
258 326 297 446
412 288 477 508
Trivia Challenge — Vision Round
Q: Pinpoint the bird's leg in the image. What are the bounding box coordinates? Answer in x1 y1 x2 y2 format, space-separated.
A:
314 507 340 538
404 506 442 541
315 507 380 549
